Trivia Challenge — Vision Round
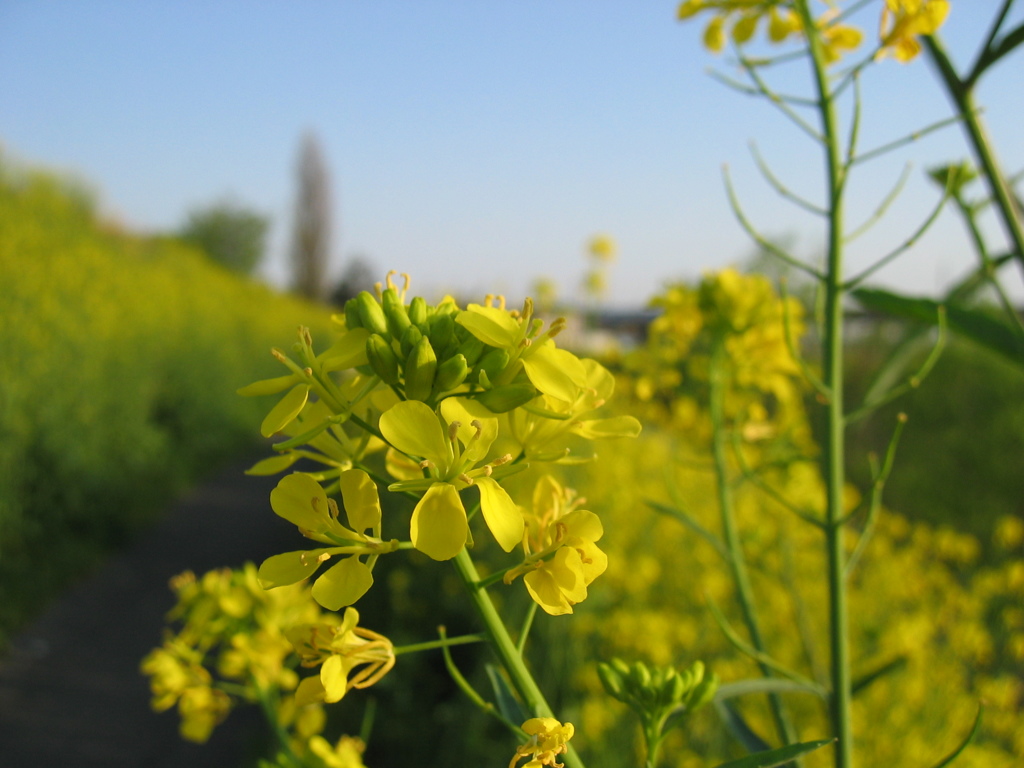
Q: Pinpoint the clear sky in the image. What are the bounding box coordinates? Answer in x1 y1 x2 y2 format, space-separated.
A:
2 1 1022 306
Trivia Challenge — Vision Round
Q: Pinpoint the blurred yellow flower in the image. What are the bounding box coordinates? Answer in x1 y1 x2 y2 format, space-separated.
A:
509 717 575 768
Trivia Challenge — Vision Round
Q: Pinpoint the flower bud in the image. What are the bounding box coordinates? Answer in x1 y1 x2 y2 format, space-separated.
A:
408 296 429 331
404 336 438 402
355 291 390 338
367 334 400 385
475 383 536 413
382 287 412 340
477 348 510 382
597 661 625 700
432 354 469 395
344 298 363 331
428 313 455 352
458 336 485 367
686 673 718 712
400 324 424 358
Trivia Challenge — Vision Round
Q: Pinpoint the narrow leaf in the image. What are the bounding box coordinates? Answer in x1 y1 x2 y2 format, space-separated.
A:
485 664 529 724
711 738 834 768
851 656 907 696
927 703 983 768
714 699 771 755
715 678 826 702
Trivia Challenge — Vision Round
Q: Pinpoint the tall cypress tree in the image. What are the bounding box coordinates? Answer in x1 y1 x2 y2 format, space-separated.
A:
291 132 332 301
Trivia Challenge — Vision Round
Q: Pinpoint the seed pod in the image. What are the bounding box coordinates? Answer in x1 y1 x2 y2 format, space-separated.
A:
356 291 389 338
400 325 424 358
366 334 400 385
344 298 363 330
432 354 469 395
404 336 438 402
474 383 536 413
382 288 412 339
408 296 429 331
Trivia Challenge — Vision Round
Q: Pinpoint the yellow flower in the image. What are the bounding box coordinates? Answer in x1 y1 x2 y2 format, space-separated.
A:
510 717 575 768
878 0 950 62
504 476 608 615
288 607 395 706
308 735 369 768
258 469 398 610
380 398 524 560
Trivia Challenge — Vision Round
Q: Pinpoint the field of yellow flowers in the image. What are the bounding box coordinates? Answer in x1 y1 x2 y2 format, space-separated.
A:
0 153 331 644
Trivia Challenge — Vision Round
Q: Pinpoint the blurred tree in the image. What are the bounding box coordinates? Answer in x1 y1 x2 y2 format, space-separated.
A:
291 132 332 301
178 199 269 275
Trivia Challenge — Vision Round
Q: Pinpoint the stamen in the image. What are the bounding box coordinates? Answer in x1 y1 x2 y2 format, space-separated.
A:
303 367 313 377
419 460 434 470
496 295 506 310
317 552 332 563
385 270 398 290
458 473 475 486
470 419 483 439
271 347 288 363
448 421 462 442
491 453 514 466
373 281 383 298
327 498 341 520
484 293 495 308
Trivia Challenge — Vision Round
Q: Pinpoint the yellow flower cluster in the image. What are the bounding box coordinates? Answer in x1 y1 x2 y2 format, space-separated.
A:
677 0 950 64
546 269 1022 766
242 273 639 617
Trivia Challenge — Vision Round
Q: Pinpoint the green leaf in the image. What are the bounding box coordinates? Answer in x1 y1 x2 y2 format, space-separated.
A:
485 664 528 725
926 703 983 768
853 288 1024 366
711 739 834 768
713 700 771 755
851 656 907 696
715 678 826 702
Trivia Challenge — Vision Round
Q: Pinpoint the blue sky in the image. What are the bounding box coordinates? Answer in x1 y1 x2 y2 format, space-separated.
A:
2 1 1022 305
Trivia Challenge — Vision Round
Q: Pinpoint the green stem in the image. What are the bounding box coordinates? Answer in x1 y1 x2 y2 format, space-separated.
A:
924 33 1024 279
708 341 797 749
451 549 586 768
393 633 486 656
797 2 854 766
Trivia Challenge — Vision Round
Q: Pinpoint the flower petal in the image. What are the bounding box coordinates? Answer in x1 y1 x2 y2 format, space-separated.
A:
238 373 299 397
257 549 332 589
379 400 450 465
475 477 523 552
339 468 382 531
410 483 468 560
522 344 585 403
260 383 310 437
572 415 642 440
320 655 351 703
311 556 374 610
318 328 370 371
456 305 520 347
270 473 330 531
245 453 301 476
524 568 573 616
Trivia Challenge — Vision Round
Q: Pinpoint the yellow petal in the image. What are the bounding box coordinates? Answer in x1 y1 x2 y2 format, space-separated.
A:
245 453 301 476
320 655 351 703
524 568 573 615
339 469 382 531
295 674 327 706
317 328 370 372
379 400 450 464
522 344 585 403
475 476 524 552
238 373 299 397
456 305 520 347
270 473 330 531
410 483 468 561
257 549 331 588
311 556 374 610
260 383 310 437
572 415 643 440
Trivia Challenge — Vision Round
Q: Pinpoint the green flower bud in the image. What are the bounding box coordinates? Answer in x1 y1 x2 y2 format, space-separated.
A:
686 673 718 712
428 313 455 352
404 336 438 402
474 383 536 413
356 291 389 338
366 334 400 385
408 296 429 331
382 287 412 340
344 298 363 330
458 336 486 366
631 661 651 688
597 661 625 700
400 324 424 358
477 348 510 381
432 354 469 395
668 671 687 705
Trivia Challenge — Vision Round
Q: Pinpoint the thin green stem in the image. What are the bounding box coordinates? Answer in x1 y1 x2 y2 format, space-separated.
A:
709 340 798 749
925 33 1024 279
796 2 853 765
393 633 486 656
451 549 586 768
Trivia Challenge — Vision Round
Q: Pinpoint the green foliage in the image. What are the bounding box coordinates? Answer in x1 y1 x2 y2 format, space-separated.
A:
179 198 270 275
0 155 331 646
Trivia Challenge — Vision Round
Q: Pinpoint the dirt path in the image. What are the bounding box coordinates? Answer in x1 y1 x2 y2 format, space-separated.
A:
0 457 294 768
